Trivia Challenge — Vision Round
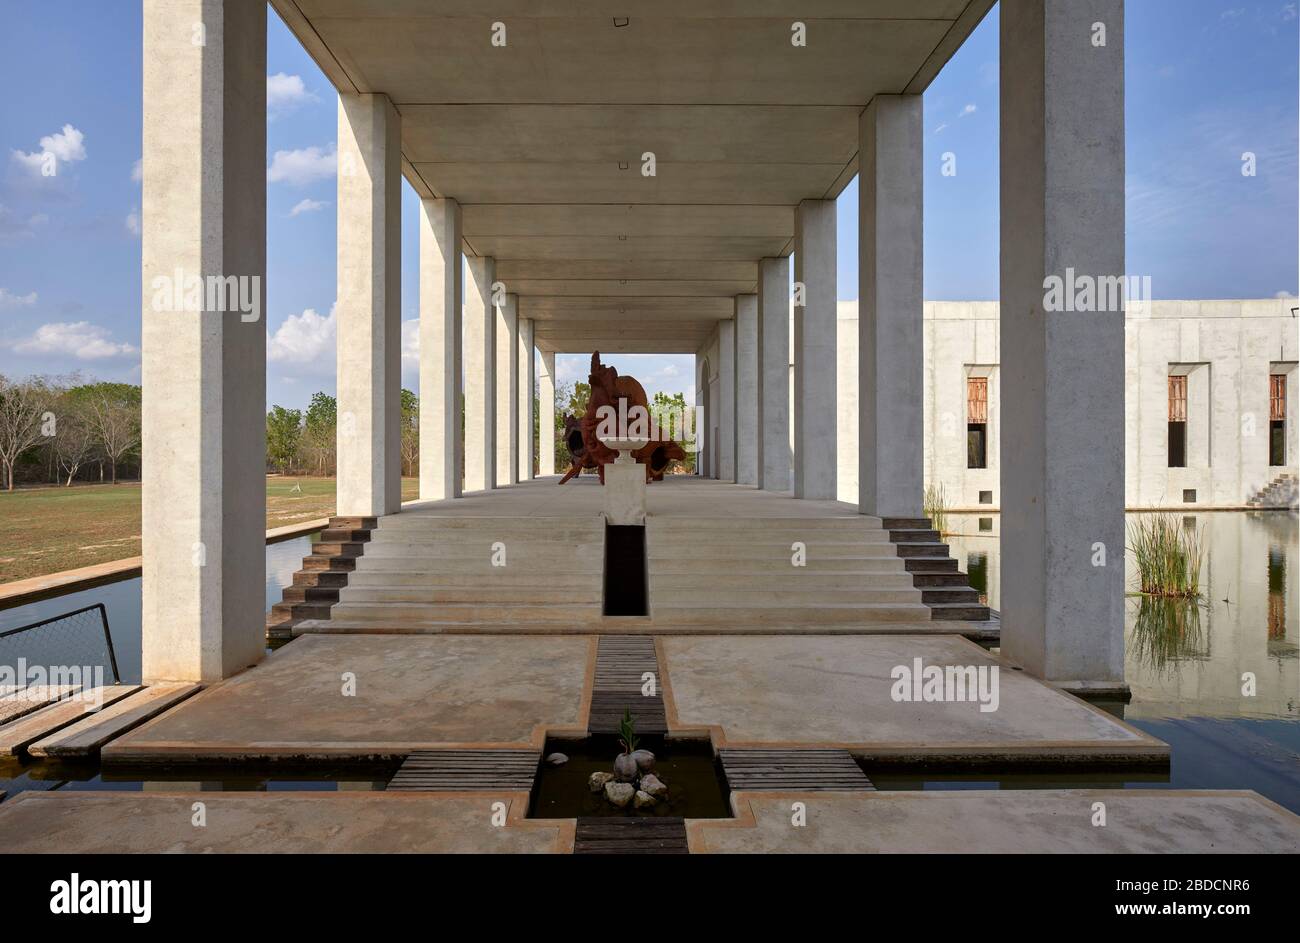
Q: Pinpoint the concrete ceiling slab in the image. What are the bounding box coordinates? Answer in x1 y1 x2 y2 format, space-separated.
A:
272 0 993 353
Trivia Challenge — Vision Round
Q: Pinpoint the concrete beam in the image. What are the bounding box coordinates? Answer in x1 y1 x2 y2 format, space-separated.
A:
538 350 556 476
858 95 923 517
1000 0 1126 685
495 293 519 486
735 294 759 485
518 317 535 481
336 92 401 517
756 257 791 492
140 0 266 682
464 256 496 492
793 199 837 500
418 197 462 501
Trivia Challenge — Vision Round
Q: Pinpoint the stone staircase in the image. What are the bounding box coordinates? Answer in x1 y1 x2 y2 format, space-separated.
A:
644 516 933 630
1247 472 1298 509
266 516 377 639
881 517 991 621
290 514 606 634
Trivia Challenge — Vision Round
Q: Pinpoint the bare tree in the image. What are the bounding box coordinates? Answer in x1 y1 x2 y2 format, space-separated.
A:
52 397 97 486
0 375 52 491
83 384 141 484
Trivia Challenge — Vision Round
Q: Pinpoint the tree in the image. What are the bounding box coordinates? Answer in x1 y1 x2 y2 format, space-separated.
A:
651 391 696 474
82 382 141 484
303 391 336 475
266 405 303 474
51 394 97 486
0 375 53 490
400 388 419 477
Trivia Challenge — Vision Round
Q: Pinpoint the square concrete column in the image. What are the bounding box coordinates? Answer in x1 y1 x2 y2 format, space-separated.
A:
464 256 496 492
756 257 791 491
140 0 266 682
495 293 518 485
538 349 556 476
717 319 737 481
1001 0 1126 686
734 294 759 485
518 318 535 481
336 92 401 517
859 95 924 517
418 197 462 501
793 199 837 500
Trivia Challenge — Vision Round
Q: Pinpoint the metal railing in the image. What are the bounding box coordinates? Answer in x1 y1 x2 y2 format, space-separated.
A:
0 603 120 685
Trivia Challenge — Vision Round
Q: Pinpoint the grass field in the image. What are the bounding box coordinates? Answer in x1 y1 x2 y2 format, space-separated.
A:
0 476 418 585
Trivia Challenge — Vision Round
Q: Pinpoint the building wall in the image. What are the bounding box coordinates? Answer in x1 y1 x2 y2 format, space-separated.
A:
834 299 1299 509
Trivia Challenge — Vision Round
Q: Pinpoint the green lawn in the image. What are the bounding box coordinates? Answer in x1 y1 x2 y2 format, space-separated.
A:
0 476 418 585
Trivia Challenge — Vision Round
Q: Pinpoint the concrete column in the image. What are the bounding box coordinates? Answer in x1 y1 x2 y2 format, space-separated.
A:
518 318 535 480
463 256 496 492
735 295 759 485
336 92 401 517
418 197 461 501
859 95 924 517
538 350 556 476
793 200 837 499
1000 0 1126 686
495 293 518 485
140 0 266 682
756 257 791 491
718 319 737 481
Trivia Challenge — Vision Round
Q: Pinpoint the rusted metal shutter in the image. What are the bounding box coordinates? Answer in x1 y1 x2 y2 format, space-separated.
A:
1168 375 1187 422
1270 375 1286 421
967 377 988 424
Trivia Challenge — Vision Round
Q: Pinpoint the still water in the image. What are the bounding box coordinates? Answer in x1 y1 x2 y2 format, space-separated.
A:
930 510 1300 811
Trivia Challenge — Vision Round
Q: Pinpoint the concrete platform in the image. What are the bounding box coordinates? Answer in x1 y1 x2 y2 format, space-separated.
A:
688 790 1300 854
0 791 571 853
660 635 1168 764
104 634 594 763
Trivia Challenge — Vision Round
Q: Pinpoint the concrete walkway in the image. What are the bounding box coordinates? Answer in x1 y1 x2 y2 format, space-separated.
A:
0 791 570 853
688 790 1300 853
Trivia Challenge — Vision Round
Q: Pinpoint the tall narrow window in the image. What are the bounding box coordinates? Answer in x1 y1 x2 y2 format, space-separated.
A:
1168 375 1187 468
967 377 988 469
1269 374 1286 467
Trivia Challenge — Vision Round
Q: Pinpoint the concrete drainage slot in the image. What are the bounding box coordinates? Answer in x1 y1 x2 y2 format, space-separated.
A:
602 524 648 616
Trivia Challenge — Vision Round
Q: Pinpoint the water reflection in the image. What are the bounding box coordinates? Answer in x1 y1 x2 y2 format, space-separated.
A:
945 510 1299 722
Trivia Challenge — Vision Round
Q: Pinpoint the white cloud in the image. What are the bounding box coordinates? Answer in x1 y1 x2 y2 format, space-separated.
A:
267 144 336 186
933 123 949 135
125 207 141 236
11 124 87 177
0 287 38 308
11 321 137 360
289 198 328 217
401 318 419 363
268 305 336 364
0 204 47 244
131 158 143 183
959 103 977 117
267 73 317 114
1275 290 1297 299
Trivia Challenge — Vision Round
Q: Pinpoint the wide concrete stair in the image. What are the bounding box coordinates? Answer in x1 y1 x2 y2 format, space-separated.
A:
1247 472 1298 509
291 514 605 634
267 516 377 638
645 516 933 630
882 517 992 621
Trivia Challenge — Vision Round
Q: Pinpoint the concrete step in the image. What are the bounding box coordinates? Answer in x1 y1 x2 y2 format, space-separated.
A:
889 529 940 543
339 586 602 604
651 516 881 529
893 543 952 559
327 601 604 622
271 601 332 621
881 517 933 530
318 527 372 543
648 571 916 590
330 515 378 529
904 557 958 573
376 518 600 535
27 684 201 759
929 602 992 621
312 541 366 558
921 587 981 605
293 570 351 588
280 585 341 604
303 554 357 571
345 570 601 589
649 544 902 560
359 541 603 558
655 588 922 606
650 557 907 575
647 603 931 624
910 572 971 587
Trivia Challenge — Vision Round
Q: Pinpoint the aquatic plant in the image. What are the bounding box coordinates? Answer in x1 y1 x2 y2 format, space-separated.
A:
1128 513 1205 598
618 707 638 755
923 482 949 536
1129 594 1207 673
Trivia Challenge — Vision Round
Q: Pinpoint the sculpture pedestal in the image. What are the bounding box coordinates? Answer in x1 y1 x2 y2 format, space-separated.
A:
603 440 647 525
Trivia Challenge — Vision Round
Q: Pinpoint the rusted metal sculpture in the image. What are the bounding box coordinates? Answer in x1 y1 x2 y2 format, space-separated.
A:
557 351 687 484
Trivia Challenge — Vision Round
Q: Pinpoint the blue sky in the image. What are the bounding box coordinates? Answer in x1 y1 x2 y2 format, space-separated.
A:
0 0 1295 411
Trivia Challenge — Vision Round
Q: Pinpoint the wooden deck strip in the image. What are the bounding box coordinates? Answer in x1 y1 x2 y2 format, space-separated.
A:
0 686 82 725
589 635 666 735
574 816 689 854
720 748 875 791
0 685 141 757
388 749 541 791
27 683 201 759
